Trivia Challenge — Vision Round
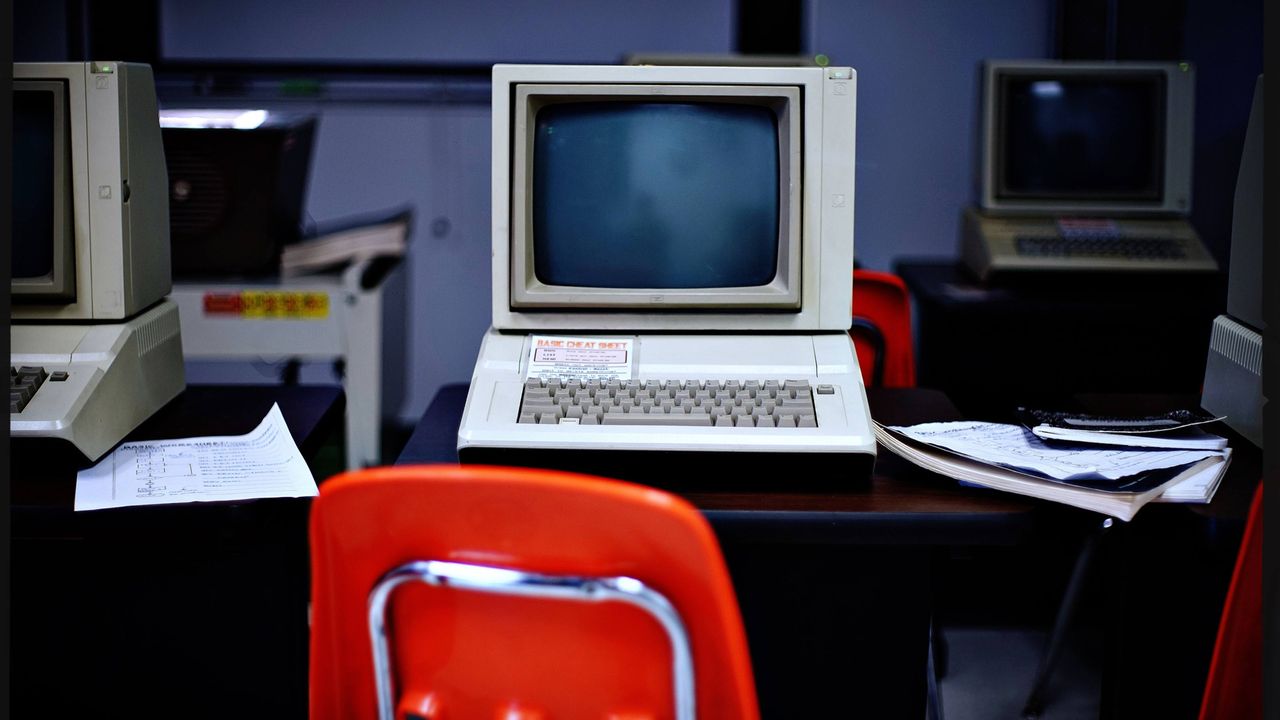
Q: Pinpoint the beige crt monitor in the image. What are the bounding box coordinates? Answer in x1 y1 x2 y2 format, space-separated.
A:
962 60 1217 281
459 64 875 480
11 62 185 461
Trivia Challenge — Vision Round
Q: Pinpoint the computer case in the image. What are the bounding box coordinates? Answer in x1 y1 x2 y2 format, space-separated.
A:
1201 76 1264 448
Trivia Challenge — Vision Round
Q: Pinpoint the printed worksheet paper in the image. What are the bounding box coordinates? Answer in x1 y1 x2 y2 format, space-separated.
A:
74 403 318 511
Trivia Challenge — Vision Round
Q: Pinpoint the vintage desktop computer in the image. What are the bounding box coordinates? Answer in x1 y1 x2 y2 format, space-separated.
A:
11 62 186 461
962 60 1218 281
1202 76 1264 448
457 64 876 480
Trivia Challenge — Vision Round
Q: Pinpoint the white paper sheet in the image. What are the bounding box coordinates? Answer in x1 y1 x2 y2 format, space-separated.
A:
75 403 318 511
891 421 1224 481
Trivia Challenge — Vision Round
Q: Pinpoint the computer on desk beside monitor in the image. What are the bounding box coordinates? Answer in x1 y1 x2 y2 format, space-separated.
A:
11 62 185 461
962 60 1218 282
457 64 876 481
1202 75 1264 448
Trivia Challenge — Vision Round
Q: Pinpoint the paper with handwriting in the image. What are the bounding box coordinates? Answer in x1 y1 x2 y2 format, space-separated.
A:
75 403 317 511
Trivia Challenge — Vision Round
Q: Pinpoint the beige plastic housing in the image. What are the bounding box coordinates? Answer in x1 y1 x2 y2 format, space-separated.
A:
13 62 172 321
491 64 857 332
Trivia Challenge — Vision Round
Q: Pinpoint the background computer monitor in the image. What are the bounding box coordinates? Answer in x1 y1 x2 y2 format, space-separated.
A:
491 64 856 333
12 62 171 321
979 60 1195 216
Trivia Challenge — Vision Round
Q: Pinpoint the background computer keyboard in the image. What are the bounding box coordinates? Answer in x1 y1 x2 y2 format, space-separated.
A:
1014 235 1187 259
10 365 68 414
518 378 821 427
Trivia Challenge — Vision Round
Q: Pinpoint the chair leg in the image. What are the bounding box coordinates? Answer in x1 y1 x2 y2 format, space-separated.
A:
1021 517 1114 719
927 618 946 720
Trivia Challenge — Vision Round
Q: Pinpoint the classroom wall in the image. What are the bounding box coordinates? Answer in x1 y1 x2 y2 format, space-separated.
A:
156 0 1063 427
806 0 1055 272
159 0 736 63
18 1 1259 431
158 0 737 426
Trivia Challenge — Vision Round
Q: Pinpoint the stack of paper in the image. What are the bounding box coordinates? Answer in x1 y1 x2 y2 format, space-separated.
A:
876 418 1231 521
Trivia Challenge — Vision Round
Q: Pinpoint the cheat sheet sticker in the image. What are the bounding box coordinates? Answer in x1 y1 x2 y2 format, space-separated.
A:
527 335 634 381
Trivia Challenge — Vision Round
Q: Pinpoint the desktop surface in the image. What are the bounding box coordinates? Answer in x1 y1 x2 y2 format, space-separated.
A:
404 382 1258 718
409 383 1036 539
11 385 343 718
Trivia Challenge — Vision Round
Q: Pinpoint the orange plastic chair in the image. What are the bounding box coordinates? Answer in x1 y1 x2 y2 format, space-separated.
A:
309 464 759 720
1199 481 1263 720
850 269 916 388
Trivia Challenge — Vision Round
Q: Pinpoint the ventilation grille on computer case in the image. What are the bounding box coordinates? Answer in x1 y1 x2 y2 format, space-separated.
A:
135 304 183 357
1209 315 1262 375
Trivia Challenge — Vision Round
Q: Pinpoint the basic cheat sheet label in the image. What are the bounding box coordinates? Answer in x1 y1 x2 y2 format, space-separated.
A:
527 335 634 381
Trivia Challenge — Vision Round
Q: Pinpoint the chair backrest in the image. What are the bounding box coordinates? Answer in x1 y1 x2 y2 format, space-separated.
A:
1199 481 1262 720
310 464 759 720
851 269 916 388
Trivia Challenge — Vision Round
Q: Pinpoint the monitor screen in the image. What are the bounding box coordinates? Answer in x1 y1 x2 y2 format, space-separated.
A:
996 74 1165 201
12 80 74 300
532 101 780 289
980 61 1194 216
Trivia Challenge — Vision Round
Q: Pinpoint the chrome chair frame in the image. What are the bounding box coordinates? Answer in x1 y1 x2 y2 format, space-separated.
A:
368 560 695 720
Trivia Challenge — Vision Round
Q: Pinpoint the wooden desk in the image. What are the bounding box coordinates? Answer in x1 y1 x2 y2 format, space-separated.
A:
399 384 1039 718
11 385 344 718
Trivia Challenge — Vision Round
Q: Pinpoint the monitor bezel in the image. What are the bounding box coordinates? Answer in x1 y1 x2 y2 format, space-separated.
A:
979 60 1195 216
491 64 857 333
510 83 801 310
11 79 76 303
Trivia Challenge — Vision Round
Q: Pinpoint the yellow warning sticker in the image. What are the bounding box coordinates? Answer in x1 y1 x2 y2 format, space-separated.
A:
204 291 329 319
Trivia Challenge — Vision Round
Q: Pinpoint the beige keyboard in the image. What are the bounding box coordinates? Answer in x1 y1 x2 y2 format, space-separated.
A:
518 378 822 427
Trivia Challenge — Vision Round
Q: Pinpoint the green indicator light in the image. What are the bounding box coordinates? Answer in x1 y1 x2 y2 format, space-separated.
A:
814 54 830 67
281 78 324 97
1179 62 1190 72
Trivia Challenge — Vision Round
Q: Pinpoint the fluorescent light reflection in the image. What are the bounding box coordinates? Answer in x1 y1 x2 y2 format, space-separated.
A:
159 109 270 129
428 561 525 587
1030 81 1064 98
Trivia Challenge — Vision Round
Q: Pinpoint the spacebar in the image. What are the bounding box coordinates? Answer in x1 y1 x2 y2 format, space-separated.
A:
601 414 713 427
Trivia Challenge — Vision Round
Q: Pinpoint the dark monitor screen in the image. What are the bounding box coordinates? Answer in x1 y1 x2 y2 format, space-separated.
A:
12 80 73 301
996 74 1165 201
531 102 780 289
13 89 58 279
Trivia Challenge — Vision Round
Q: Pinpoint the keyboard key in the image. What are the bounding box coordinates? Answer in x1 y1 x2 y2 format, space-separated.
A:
602 414 713 427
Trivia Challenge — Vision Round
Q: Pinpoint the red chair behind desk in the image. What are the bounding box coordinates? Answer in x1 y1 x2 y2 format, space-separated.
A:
1199 482 1263 720
310 464 759 720
855 266 916 386
851 269 916 388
